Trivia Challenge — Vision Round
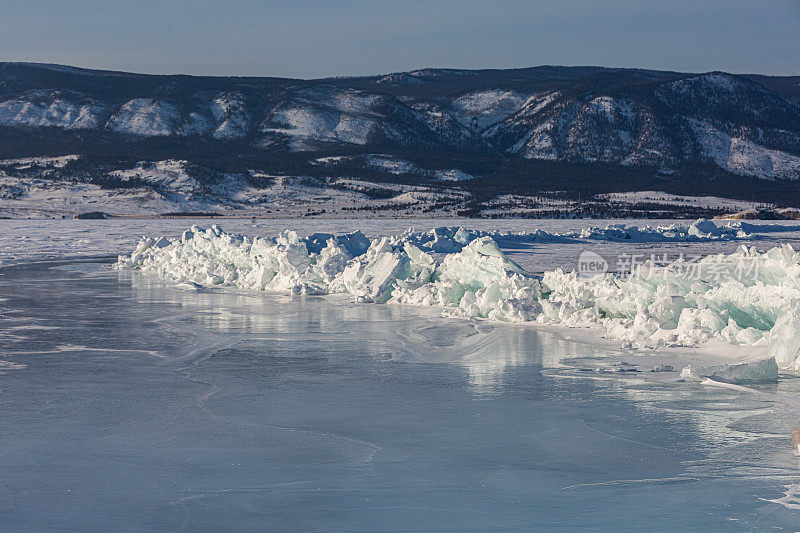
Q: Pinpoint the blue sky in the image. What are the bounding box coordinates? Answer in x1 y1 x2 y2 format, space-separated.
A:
2 0 799 77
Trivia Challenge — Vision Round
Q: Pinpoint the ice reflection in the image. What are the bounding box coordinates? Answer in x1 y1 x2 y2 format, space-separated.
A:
620 384 769 449
603 372 800 493
127 265 800 490
123 268 800 488
126 269 615 397
125 269 436 336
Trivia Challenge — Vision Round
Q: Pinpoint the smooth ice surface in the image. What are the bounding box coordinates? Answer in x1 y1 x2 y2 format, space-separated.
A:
1 259 800 530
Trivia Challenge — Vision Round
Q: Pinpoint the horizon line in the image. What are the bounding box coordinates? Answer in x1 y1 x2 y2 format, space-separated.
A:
4 60 800 81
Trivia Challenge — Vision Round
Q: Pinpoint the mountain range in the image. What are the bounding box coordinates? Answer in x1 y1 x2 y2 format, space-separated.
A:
1 62 800 217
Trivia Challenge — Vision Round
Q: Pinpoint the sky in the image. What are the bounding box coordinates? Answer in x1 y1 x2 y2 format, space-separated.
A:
2 0 799 78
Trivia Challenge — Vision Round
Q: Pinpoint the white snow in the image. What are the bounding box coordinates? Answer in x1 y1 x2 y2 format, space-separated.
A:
451 90 532 131
0 93 107 129
313 153 475 181
690 119 800 180
601 191 770 211
521 122 559 160
364 154 417 175
261 87 384 149
523 91 560 116
658 73 741 105
361 155 475 181
239 174 370 208
409 102 474 146
266 107 376 147
0 160 475 219
480 195 573 216
0 171 194 217
109 160 200 198
581 96 636 135
0 155 79 169
377 73 424 85
209 92 249 140
434 169 475 181
179 112 212 136
480 91 560 158
108 98 181 136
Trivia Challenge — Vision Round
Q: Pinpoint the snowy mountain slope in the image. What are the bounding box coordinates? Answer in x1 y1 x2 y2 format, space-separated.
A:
1 62 800 209
689 120 800 180
450 89 533 131
260 86 383 148
109 160 203 198
486 93 656 163
655 73 799 129
481 72 800 179
0 90 108 129
377 72 425 86
408 101 475 147
209 92 249 140
257 84 474 151
0 157 777 219
107 98 182 136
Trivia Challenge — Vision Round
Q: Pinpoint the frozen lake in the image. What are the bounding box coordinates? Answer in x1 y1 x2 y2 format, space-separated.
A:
2 257 800 530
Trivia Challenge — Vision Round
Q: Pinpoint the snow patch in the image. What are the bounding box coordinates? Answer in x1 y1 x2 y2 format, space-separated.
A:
179 112 212 136
364 154 417 175
0 92 108 129
602 191 770 211
262 88 381 148
108 98 181 136
210 92 249 140
0 155 79 169
690 120 800 180
451 90 532 131
434 169 475 181
110 160 198 196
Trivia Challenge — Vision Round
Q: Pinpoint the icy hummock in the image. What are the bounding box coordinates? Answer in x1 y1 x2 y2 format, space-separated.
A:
680 358 779 383
118 220 800 370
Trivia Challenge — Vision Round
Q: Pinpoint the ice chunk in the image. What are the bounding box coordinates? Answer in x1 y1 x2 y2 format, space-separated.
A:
333 238 410 302
688 218 722 238
304 231 369 256
680 358 778 383
391 237 543 320
651 364 674 372
117 224 800 370
767 302 800 371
